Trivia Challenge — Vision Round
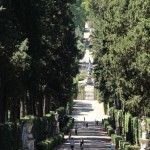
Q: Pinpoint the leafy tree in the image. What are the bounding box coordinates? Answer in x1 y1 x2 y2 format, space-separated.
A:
0 0 81 123
88 0 150 116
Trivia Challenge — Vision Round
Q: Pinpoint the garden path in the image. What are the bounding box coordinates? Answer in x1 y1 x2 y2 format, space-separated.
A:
54 84 111 150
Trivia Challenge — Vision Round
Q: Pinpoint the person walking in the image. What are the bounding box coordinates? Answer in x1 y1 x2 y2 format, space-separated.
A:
75 124 78 135
80 138 84 150
84 117 86 126
68 129 71 139
70 137 75 150
86 122 88 128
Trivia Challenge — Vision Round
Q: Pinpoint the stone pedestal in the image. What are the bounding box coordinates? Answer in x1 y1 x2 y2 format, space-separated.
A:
27 139 35 150
140 116 149 150
140 138 149 150
56 122 60 134
23 134 35 150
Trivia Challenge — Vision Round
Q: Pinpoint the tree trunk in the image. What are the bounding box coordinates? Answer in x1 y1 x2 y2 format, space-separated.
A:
45 96 50 114
38 99 43 117
0 85 7 123
0 98 6 123
10 98 20 122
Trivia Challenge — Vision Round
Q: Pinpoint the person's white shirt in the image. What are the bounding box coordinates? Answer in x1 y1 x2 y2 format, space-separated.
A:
70 138 75 146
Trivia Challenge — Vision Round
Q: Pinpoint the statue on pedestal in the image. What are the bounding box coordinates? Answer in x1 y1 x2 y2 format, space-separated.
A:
55 111 59 122
141 116 147 133
140 116 149 150
22 120 35 150
55 111 60 134
66 103 69 115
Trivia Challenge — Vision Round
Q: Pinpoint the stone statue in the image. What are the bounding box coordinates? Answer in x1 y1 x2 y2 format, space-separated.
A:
66 103 69 115
22 123 28 148
55 111 59 122
141 116 147 133
54 111 60 134
22 120 35 150
140 116 149 150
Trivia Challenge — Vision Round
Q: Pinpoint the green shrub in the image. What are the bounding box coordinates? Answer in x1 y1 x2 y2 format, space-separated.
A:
125 145 140 150
125 112 131 133
119 140 125 148
120 141 130 149
111 134 117 140
0 107 66 150
111 134 123 148
36 132 64 150
106 125 115 135
36 138 54 150
103 119 109 129
0 122 22 150
132 117 139 145
61 117 73 133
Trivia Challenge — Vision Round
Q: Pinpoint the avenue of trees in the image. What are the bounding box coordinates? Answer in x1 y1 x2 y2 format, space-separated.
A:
0 0 86 123
87 0 150 116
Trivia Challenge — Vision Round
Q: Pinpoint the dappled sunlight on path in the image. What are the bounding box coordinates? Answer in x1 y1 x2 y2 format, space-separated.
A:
54 85 111 150
71 99 107 122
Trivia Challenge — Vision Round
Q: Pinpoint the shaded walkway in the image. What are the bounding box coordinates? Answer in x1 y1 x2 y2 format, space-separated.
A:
54 85 111 150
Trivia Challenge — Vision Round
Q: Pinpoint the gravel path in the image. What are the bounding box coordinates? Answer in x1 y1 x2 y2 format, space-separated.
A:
54 85 111 150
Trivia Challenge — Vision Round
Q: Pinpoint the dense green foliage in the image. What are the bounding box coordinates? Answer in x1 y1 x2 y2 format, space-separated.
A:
88 0 150 115
0 0 82 123
36 117 74 150
103 118 140 149
106 108 150 148
0 123 21 150
0 107 72 150
70 0 87 38
103 119 115 135
36 133 64 150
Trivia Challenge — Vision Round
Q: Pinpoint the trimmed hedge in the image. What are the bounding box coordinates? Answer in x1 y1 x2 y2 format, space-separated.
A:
120 141 130 149
102 119 115 135
106 125 115 135
0 107 67 150
103 119 109 129
111 134 123 149
102 118 115 136
61 117 73 134
36 117 73 150
36 133 64 150
125 145 140 150
111 134 140 150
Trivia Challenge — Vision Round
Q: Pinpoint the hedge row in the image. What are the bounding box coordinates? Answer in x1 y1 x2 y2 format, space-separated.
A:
36 133 64 150
103 119 115 136
0 107 67 150
102 119 140 150
36 117 74 150
111 133 140 150
109 107 150 145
